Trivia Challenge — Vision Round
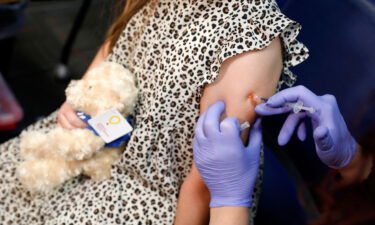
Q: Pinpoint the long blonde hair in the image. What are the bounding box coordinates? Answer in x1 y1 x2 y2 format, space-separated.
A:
107 0 149 50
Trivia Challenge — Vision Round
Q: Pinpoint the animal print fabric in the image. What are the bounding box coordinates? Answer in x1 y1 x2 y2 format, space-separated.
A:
0 0 308 224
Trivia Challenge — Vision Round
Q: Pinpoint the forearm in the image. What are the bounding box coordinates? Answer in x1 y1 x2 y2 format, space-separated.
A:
174 164 210 225
210 207 249 225
175 38 283 224
338 145 373 186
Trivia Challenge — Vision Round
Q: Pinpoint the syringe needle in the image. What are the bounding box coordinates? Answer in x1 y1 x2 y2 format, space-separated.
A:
260 97 268 102
250 94 315 113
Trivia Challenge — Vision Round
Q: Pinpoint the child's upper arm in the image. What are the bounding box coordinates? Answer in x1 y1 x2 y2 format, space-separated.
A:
200 37 283 125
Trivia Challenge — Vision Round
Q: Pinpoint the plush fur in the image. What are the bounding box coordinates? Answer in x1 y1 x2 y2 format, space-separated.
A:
18 62 138 192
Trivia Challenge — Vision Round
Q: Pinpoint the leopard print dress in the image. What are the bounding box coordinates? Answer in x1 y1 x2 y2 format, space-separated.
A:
0 0 309 224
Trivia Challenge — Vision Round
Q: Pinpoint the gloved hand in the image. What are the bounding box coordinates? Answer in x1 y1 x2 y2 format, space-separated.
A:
193 101 262 208
255 85 357 169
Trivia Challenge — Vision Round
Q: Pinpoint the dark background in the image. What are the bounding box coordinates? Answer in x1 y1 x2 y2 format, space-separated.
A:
0 0 114 142
0 0 374 224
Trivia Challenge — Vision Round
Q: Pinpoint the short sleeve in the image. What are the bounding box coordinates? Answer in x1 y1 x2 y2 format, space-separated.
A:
205 0 309 90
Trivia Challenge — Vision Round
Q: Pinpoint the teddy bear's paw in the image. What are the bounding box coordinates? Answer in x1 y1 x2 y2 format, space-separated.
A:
17 159 77 192
20 131 50 160
50 127 105 160
81 148 121 181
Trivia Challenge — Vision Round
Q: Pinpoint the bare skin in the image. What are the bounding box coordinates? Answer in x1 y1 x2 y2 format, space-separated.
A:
210 207 250 225
206 146 373 225
57 42 110 129
337 145 373 188
174 37 283 225
57 28 282 224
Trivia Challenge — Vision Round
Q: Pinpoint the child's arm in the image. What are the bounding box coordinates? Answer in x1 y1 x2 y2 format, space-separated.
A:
174 164 211 225
57 42 110 129
174 37 283 224
85 41 111 75
210 207 250 225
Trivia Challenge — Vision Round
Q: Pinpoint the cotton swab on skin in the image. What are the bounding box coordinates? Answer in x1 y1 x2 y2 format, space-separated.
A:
239 93 263 131
240 122 250 131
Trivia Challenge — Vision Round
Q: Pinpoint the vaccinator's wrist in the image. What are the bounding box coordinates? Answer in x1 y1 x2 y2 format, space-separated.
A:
324 135 358 170
340 136 358 169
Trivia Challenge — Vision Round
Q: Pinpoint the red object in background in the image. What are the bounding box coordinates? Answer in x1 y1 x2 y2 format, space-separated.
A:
0 73 23 130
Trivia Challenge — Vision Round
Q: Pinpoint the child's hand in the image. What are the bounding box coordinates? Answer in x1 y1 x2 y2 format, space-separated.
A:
57 102 87 129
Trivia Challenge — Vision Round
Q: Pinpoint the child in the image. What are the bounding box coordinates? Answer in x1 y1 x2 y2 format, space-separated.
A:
0 0 308 224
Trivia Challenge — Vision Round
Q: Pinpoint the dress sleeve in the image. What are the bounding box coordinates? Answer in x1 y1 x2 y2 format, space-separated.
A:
203 0 309 90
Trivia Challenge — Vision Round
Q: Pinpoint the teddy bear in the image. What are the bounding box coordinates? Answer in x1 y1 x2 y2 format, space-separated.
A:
17 61 138 192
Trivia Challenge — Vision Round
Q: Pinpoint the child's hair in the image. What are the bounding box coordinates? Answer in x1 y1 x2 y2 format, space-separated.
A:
106 0 149 51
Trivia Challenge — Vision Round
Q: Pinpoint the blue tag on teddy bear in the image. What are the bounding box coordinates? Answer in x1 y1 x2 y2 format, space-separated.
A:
76 111 133 147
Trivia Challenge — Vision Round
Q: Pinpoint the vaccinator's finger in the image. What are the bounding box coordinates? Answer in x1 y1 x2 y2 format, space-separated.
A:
278 113 306 146
255 103 291 116
220 117 241 137
194 110 208 143
313 126 334 151
202 101 225 136
247 118 262 151
297 121 307 141
266 86 320 110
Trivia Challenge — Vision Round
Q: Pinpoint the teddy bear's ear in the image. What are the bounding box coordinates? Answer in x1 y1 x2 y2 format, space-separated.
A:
65 80 79 95
86 61 121 80
84 67 102 80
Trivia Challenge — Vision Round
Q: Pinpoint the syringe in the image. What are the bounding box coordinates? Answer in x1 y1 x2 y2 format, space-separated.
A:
249 93 316 114
240 122 250 131
240 94 316 132
284 100 316 113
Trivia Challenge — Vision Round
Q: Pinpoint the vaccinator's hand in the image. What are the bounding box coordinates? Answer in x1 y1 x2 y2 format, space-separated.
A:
193 101 262 207
255 85 357 169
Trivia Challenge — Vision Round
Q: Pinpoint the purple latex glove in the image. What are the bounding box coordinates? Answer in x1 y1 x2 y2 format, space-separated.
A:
193 101 262 208
255 85 357 169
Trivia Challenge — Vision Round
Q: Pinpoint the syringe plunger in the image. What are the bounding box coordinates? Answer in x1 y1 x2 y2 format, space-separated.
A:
285 100 315 113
